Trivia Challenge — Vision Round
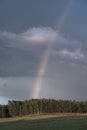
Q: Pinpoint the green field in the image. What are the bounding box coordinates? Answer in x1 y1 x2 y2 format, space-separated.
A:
0 116 87 130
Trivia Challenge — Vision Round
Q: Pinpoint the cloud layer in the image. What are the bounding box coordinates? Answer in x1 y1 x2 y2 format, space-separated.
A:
54 48 85 60
0 27 87 102
22 27 56 43
0 27 86 77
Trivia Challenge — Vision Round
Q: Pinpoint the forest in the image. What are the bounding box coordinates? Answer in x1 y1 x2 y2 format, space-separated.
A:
0 99 87 118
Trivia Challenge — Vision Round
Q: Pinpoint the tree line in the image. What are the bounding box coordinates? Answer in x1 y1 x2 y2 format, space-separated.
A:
0 99 87 118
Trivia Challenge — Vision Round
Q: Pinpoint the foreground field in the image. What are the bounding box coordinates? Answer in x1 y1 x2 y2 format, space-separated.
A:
0 114 87 130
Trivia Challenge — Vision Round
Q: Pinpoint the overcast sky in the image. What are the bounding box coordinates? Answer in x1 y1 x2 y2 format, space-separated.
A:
0 0 87 104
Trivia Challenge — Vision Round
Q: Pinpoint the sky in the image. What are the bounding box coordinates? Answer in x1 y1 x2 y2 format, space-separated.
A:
0 0 87 104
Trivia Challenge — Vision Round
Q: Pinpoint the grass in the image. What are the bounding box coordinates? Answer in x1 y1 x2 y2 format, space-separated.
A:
0 114 87 130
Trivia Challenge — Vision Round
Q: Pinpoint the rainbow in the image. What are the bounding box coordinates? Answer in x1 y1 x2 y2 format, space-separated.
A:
31 0 72 99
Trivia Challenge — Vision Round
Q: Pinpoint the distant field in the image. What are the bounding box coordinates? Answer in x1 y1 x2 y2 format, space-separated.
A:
0 113 87 130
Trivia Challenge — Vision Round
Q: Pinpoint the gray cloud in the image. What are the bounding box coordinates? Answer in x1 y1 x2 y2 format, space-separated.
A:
52 48 85 60
40 60 87 100
0 27 86 77
0 0 87 104
58 48 84 59
0 27 87 102
0 77 34 101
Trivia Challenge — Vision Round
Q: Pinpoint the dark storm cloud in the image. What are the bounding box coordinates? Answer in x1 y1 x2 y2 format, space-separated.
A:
0 0 68 33
0 26 87 102
0 27 86 77
0 27 56 77
0 0 87 103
